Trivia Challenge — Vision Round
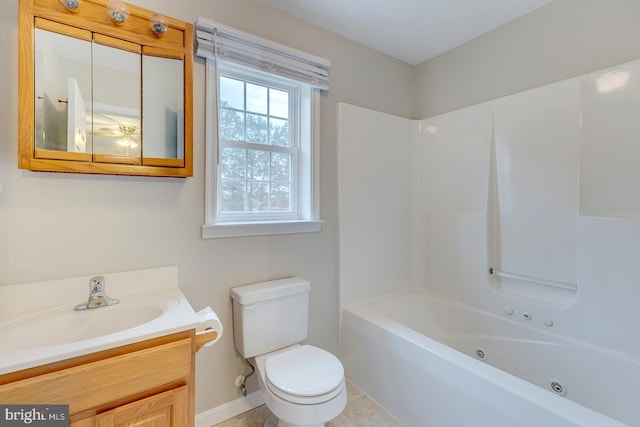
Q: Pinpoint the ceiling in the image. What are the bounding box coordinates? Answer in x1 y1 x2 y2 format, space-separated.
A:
257 0 553 65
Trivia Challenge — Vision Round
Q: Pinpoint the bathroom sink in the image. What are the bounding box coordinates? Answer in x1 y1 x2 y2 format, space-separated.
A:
0 306 161 349
0 293 179 349
0 266 203 375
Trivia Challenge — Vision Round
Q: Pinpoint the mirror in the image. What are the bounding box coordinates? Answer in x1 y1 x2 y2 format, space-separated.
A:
143 54 184 161
92 39 141 160
19 0 193 177
34 27 92 154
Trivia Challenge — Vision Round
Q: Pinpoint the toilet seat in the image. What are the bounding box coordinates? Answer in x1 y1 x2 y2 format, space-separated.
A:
265 345 345 405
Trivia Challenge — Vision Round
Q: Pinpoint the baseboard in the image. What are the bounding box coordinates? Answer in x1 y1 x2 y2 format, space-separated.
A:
195 391 265 427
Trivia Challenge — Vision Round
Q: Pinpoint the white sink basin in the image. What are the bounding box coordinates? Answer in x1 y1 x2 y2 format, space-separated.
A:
0 266 202 374
0 293 178 349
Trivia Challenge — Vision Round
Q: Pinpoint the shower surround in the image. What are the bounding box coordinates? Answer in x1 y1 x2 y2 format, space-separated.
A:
338 58 640 425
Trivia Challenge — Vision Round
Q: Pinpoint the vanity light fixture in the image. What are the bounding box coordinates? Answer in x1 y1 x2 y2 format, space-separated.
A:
107 0 130 26
150 14 169 37
58 0 80 13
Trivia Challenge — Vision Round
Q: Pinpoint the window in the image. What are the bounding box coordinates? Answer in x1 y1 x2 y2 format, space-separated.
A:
217 68 298 220
196 19 329 238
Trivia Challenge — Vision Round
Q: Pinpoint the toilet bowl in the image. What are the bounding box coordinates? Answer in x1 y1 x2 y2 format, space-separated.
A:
230 278 347 427
255 345 347 427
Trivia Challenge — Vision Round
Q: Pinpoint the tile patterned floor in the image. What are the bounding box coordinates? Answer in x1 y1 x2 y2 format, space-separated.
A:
213 380 403 427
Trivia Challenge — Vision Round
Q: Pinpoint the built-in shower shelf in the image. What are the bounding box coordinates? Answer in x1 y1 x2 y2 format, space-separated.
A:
489 267 577 307
489 268 577 291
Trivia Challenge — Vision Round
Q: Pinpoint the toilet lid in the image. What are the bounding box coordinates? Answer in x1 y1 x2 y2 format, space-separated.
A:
265 345 344 397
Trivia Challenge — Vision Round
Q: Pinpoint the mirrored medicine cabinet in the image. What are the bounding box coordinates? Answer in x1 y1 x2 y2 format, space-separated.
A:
18 0 193 177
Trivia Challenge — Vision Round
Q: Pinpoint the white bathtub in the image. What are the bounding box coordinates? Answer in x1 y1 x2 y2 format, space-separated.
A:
340 290 639 427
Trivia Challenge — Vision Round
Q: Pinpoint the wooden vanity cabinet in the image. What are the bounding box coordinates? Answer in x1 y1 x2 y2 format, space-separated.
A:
0 330 196 427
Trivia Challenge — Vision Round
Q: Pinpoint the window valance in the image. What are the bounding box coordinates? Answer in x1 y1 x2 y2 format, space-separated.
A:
195 17 330 91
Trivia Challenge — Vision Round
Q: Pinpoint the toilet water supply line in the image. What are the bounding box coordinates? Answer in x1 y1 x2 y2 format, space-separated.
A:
235 358 255 397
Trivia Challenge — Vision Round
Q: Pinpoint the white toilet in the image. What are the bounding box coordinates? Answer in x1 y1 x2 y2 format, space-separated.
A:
231 277 347 427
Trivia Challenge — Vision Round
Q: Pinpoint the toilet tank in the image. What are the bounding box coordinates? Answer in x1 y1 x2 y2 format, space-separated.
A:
230 277 310 358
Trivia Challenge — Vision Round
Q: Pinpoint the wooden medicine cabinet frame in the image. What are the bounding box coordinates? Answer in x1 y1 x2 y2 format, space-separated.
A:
18 0 193 177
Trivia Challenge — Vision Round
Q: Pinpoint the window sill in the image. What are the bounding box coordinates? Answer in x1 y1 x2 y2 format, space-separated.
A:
201 220 323 239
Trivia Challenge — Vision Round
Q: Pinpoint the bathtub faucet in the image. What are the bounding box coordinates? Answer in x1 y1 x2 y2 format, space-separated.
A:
75 276 120 310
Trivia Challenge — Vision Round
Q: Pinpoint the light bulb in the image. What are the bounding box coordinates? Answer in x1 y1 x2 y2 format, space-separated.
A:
58 0 80 13
150 14 168 37
107 0 130 26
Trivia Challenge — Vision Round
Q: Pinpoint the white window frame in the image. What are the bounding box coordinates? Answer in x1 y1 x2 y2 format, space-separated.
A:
202 60 322 239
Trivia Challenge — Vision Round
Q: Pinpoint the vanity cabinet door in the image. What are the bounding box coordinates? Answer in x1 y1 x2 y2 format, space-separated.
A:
0 332 195 427
95 386 188 427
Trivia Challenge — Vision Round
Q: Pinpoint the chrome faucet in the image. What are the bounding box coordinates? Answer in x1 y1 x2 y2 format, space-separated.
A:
75 276 120 310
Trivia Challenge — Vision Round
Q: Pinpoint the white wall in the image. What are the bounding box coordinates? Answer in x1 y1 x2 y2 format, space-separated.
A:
415 0 640 118
337 104 415 306
0 0 414 416
414 103 492 305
